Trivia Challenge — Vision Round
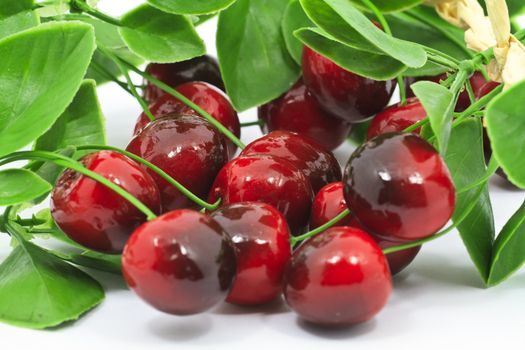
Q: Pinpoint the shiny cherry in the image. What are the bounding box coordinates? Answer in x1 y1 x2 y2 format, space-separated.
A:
310 182 420 275
135 82 240 157
143 55 225 103
258 79 352 150
51 151 161 254
208 154 314 235
127 113 228 212
210 202 292 306
283 227 392 326
240 130 341 193
302 46 396 123
122 210 236 315
344 133 455 242
367 98 426 139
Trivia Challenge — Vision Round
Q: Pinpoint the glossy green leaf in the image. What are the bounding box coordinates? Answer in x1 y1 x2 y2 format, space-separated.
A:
0 21 95 158
0 226 104 329
61 252 122 275
445 119 495 284
295 28 406 80
147 0 237 15
217 0 300 111
120 4 205 63
347 119 372 146
350 0 423 13
0 0 39 39
300 0 427 68
282 0 313 64
411 81 454 154
0 169 51 206
488 199 525 286
35 80 106 153
486 80 525 188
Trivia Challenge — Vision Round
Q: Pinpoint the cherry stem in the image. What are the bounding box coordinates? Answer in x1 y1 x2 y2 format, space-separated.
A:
403 118 429 133
90 60 133 96
290 209 351 246
465 79 476 104
0 151 157 221
76 145 222 211
240 120 264 127
113 56 246 150
70 0 122 27
453 83 503 126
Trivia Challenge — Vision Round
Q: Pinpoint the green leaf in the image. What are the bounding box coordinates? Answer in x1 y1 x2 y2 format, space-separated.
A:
486 80 525 188
0 226 104 329
217 0 300 111
61 252 122 275
411 81 454 154
300 0 427 68
347 119 372 146
0 169 51 206
119 4 205 63
488 199 525 286
350 0 423 13
0 0 39 40
445 119 495 284
282 0 313 64
147 0 237 15
295 28 406 80
0 21 95 158
35 80 106 153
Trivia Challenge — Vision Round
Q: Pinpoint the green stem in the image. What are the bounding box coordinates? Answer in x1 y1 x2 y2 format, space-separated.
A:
397 76 407 105
403 118 429 133
290 209 351 246
453 83 503 126
456 157 499 195
76 145 222 211
465 79 476 105
70 0 122 27
14 217 47 227
240 120 264 127
0 151 157 221
90 60 133 96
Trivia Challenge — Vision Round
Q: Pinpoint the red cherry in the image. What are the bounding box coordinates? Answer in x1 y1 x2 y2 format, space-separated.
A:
208 154 314 235
210 202 292 306
344 133 455 242
310 182 420 275
122 210 236 315
135 82 240 158
302 46 396 123
476 81 501 99
283 227 392 326
367 98 426 139
127 114 228 212
240 130 342 193
51 151 161 254
258 79 352 150
144 55 225 103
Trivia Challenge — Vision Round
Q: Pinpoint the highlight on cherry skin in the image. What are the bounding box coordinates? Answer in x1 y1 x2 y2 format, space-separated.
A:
209 202 292 306
51 151 161 254
310 182 421 275
343 132 456 242
367 97 426 139
283 227 392 327
122 210 236 315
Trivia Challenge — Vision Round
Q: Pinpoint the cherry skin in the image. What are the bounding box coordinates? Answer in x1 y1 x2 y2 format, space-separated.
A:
302 46 396 123
210 202 292 306
127 113 228 212
258 79 352 151
122 210 236 315
283 227 392 327
367 98 426 139
310 182 421 275
208 154 314 235
51 151 161 254
344 132 455 242
240 130 342 194
143 55 225 103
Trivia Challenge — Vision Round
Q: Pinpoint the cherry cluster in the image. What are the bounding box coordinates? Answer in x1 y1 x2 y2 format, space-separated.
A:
49 47 480 327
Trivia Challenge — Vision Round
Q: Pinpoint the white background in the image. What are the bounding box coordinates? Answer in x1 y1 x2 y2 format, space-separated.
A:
1 2 525 349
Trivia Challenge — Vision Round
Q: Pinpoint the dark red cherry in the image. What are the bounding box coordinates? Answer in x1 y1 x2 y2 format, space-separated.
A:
135 82 240 158
310 182 420 275
208 154 314 235
240 130 341 193
51 151 161 254
302 46 396 123
127 114 228 212
143 55 225 103
122 210 236 315
344 133 455 242
258 79 352 151
210 202 292 306
476 81 501 99
367 98 426 139
283 227 392 326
